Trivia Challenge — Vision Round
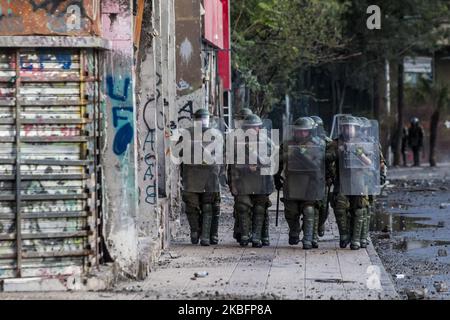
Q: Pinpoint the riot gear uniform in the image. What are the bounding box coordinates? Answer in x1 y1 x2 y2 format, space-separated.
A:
180 109 223 246
228 114 275 248
276 117 326 249
326 115 383 250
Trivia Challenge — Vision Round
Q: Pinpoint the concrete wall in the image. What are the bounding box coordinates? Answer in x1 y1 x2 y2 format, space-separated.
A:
0 0 225 282
101 0 139 277
0 0 101 35
134 0 178 279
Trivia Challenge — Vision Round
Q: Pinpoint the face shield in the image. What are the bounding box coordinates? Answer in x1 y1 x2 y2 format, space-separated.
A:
342 124 356 139
294 129 311 141
200 116 210 128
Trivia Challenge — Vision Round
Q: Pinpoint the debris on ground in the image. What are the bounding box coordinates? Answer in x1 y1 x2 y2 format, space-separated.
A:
405 288 428 300
433 281 448 293
194 271 209 278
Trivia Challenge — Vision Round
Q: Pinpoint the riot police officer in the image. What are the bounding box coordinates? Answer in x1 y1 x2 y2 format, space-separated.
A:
358 117 387 248
275 117 326 249
231 108 253 243
228 114 275 248
326 115 382 250
180 109 223 246
310 116 332 238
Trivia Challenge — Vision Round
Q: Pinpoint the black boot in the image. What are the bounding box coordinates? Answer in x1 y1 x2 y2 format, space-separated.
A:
360 207 370 248
261 209 270 246
318 200 329 237
350 208 365 250
233 209 241 243
210 201 220 245
186 208 201 245
312 207 319 248
302 205 315 250
285 202 301 246
334 208 350 248
200 203 213 246
251 205 265 248
237 204 251 247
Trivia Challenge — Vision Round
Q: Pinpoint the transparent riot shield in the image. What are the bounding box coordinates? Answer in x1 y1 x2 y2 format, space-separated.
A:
338 119 381 196
283 125 326 200
181 119 224 193
330 113 352 140
228 120 275 195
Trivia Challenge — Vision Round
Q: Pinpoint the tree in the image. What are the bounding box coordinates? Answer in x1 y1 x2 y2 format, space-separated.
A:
411 77 450 167
231 0 349 116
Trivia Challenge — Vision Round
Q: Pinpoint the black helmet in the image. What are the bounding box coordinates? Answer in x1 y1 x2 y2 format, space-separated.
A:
235 108 253 119
310 116 324 127
194 108 210 119
293 117 315 130
243 114 263 128
410 117 419 125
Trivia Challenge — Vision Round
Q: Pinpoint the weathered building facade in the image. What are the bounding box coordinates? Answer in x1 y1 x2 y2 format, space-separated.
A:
0 0 230 289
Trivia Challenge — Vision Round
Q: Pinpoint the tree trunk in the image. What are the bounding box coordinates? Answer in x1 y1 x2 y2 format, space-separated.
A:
429 109 440 167
393 61 404 166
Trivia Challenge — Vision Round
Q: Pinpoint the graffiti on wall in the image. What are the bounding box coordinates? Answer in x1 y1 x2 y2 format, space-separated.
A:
142 96 157 205
106 75 134 156
0 0 100 35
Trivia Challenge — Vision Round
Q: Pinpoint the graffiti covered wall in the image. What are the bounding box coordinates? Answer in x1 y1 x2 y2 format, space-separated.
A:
101 0 139 277
0 0 101 35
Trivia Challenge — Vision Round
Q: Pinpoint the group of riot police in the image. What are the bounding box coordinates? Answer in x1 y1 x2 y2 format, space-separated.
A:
178 108 386 251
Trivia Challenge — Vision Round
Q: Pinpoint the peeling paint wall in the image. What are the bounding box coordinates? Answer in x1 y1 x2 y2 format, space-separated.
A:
0 0 101 36
135 0 178 278
101 0 138 277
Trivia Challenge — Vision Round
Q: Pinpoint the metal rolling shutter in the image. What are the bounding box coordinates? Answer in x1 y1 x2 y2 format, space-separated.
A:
0 48 101 279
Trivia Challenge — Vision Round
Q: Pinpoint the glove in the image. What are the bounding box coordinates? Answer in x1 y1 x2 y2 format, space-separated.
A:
274 174 283 190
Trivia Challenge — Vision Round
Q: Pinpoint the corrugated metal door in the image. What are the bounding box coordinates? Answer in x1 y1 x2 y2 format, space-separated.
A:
0 48 101 279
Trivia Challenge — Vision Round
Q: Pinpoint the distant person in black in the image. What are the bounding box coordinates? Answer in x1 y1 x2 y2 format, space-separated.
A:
407 117 424 167
401 126 408 167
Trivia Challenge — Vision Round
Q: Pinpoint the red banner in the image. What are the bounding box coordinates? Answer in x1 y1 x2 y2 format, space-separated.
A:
217 0 231 90
204 0 224 49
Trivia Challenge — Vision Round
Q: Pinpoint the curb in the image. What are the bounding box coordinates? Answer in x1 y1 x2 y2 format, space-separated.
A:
366 238 400 300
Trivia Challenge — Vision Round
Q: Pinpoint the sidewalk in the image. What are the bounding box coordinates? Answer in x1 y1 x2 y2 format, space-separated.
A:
112 193 398 300
0 192 399 300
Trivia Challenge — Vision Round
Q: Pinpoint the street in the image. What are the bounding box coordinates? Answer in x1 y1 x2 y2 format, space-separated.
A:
0 188 399 300
372 163 450 300
3 165 450 300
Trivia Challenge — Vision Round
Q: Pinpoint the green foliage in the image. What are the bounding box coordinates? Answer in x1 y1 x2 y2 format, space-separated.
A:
231 0 450 116
231 0 349 114
411 77 450 112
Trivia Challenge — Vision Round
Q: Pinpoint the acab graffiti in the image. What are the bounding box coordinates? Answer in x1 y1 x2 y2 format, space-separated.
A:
141 89 157 205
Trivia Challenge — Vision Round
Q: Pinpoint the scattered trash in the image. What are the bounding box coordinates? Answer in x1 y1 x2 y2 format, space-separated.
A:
314 279 355 284
433 281 448 293
405 288 428 300
394 274 405 279
169 252 179 259
439 203 450 209
438 249 447 257
194 271 209 278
